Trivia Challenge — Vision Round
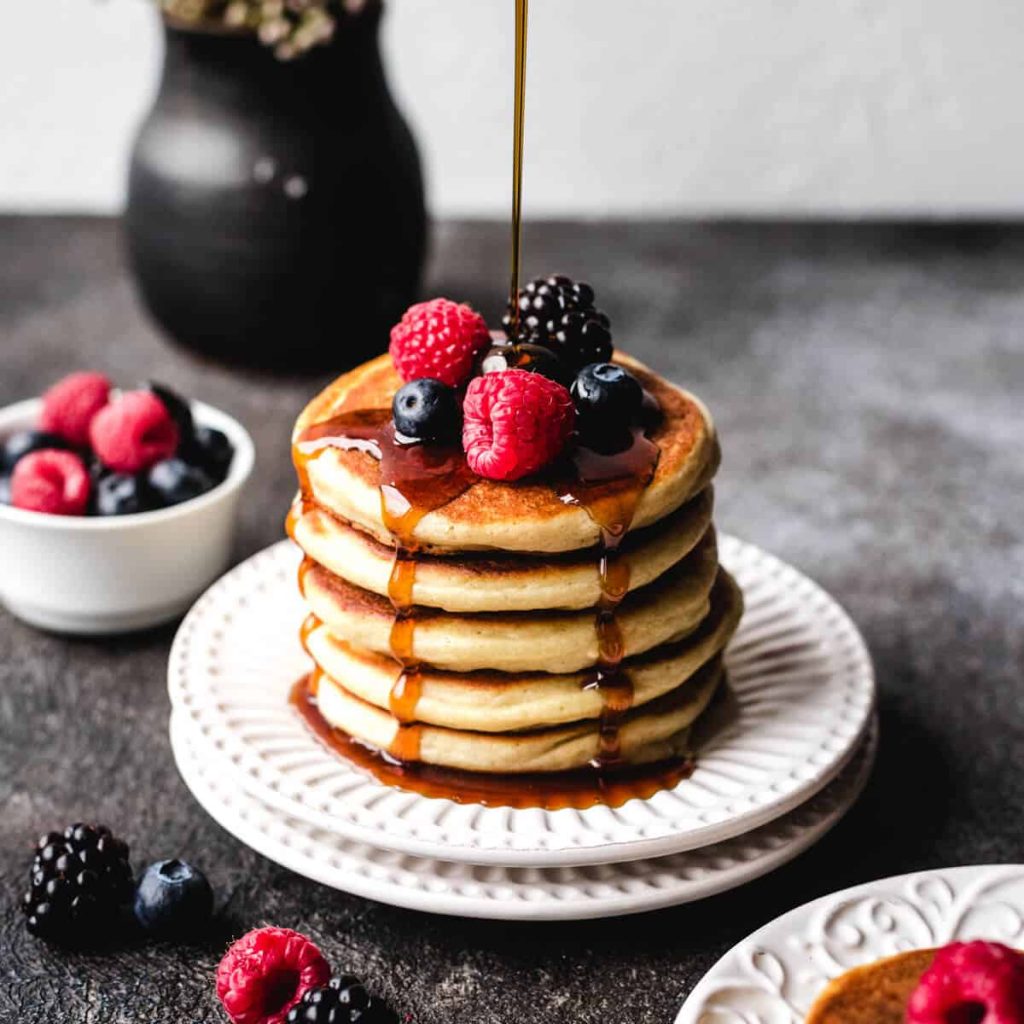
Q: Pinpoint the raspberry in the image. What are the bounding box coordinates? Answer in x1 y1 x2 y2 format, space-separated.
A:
217 927 331 1024
11 450 90 515
462 369 574 481
389 298 490 387
90 391 180 474
39 371 112 447
907 941 1024 1024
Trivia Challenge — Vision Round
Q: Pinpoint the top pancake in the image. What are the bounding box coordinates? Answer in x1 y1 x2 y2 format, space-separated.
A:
292 352 720 553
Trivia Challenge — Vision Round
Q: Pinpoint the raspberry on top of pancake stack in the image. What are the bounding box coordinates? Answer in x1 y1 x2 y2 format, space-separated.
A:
287 275 742 809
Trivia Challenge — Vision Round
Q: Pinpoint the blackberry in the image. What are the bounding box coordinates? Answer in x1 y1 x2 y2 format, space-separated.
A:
22 823 133 946
182 426 234 483
286 975 398 1024
476 340 573 387
502 274 613 369
146 381 195 444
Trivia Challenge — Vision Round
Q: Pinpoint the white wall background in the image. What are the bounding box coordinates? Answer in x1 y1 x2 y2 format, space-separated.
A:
2 0 1023 217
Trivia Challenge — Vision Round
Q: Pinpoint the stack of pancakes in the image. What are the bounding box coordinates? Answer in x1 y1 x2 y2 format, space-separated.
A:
288 353 743 788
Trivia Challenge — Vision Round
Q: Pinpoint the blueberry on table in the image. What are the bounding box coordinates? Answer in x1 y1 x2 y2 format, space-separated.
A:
145 382 195 443
182 425 234 483
133 859 213 936
0 430 73 474
571 362 644 440
93 473 157 517
392 378 462 441
147 458 215 507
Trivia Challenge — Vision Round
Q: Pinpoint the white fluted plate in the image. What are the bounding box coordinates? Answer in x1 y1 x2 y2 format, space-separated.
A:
676 863 1024 1022
172 711 876 921
168 536 875 867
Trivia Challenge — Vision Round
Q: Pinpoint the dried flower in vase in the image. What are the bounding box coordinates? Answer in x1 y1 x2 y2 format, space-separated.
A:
159 0 369 59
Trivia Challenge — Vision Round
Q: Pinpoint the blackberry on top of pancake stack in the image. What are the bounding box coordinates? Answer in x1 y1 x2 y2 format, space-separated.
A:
287 276 741 809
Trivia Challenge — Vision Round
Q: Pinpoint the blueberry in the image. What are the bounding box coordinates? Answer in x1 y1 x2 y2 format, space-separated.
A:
93 473 156 517
0 430 73 474
0 476 10 505
571 363 644 435
133 859 213 936
147 458 215 507
145 382 195 446
392 378 461 441
181 426 233 483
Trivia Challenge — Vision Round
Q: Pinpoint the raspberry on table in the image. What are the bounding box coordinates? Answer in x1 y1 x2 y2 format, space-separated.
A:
389 298 491 388
90 390 180 475
11 449 91 516
216 926 331 1024
462 368 575 481
907 940 1024 1024
39 371 112 447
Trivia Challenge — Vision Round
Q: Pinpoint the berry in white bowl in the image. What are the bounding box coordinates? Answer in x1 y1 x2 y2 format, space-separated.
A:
0 375 254 635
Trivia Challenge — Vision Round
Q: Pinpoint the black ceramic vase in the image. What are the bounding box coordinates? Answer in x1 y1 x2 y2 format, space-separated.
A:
126 4 426 372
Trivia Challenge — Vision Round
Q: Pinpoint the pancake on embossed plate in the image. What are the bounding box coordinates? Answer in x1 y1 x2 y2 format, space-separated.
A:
807 940 1024 1024
286 275 742 809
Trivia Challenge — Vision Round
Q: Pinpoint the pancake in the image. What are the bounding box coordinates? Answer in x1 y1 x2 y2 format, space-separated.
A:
304 569 743 732
300 529 720 674
290 487 714 613
805 950 936 1024
312 655 724 774
292 353 720 553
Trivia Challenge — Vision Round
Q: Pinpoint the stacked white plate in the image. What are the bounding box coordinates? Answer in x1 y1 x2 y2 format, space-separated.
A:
168 535 877 921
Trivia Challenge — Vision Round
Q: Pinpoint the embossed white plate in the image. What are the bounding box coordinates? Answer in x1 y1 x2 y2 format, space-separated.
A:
676 863 1024 1022
172 712 876 921
168 536 875 866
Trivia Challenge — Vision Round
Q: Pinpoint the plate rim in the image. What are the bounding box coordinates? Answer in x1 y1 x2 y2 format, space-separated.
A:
171 711 878 922
168 535 876 867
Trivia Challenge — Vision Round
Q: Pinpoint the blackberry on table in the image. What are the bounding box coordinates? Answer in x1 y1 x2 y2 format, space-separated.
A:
502 274 613 370
286 975 398 1024
21 823 133 946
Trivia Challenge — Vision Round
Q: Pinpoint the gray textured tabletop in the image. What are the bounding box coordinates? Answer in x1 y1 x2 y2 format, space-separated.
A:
1 216 1021 1023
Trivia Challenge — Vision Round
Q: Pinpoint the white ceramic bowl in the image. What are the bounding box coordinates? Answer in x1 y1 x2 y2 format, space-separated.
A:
0 398 255 635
